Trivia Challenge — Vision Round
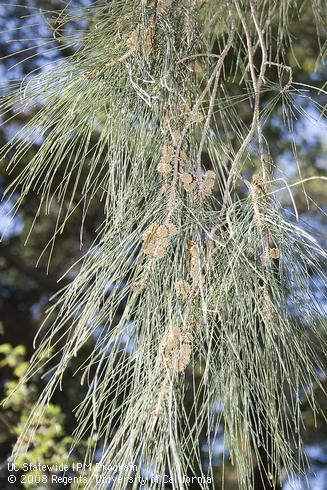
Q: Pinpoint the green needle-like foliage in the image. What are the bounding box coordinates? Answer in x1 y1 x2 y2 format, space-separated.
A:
1 1 326 489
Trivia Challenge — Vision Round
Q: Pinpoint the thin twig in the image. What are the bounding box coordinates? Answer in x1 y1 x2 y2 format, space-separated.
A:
196 2 235 196
221 0 268 212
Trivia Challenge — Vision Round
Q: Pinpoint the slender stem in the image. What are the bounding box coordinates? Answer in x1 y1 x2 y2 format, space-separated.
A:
196 2 235 196
221 0 268 212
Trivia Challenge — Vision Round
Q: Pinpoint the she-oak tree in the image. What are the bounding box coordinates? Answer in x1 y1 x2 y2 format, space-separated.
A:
1 0 327 489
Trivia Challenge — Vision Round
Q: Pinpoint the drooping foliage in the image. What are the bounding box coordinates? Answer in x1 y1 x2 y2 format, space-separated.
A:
1 1 327 489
